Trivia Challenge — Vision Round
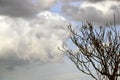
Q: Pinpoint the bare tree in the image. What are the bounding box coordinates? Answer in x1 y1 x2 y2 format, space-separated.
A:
61 22 120 80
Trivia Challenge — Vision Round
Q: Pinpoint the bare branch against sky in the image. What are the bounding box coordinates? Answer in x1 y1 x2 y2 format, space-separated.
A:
63 22 120 80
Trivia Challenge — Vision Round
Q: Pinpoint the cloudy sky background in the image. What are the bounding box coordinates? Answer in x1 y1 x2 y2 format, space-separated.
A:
0 0 120 80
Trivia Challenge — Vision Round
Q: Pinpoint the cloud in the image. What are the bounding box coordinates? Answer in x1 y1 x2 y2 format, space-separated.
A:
0 11 68 70
0 59 89 80
0 53 29 71
60 0 80 3
61 0 120 24
87 0 109 3
0 0 57 18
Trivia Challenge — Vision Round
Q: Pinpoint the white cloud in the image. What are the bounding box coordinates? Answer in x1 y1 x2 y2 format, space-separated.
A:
0 11 68 70
61 0 120 24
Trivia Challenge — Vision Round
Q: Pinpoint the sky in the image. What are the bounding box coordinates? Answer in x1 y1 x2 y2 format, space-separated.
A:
0 0 120 80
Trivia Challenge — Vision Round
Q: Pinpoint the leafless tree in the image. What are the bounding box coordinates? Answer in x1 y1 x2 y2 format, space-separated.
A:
61 22 120 80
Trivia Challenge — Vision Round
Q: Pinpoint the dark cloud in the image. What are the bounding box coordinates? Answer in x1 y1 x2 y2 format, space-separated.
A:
0 0 57 18
0 52 29 71
61 0 80 3
87 0 106 3
0 0 37 17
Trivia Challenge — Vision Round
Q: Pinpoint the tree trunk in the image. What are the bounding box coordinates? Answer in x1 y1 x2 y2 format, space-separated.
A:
108 76 116 80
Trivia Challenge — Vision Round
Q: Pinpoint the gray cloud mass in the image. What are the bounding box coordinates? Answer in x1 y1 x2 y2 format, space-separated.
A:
87 0 109 3
61 0 120 24
0 0 57 18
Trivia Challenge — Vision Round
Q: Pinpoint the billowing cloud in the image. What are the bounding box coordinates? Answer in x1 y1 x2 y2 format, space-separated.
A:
61 0 120 24
0 0 57 17
0 11 68 70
